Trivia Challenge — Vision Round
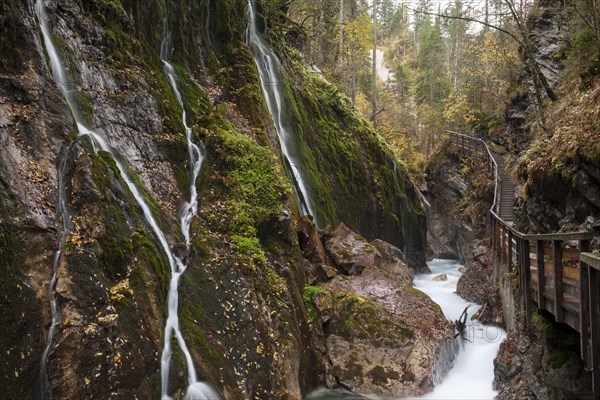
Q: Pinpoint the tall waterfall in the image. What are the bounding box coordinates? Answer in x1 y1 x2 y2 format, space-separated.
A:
245 0 320 226
33 2 217 399
158 15 219 400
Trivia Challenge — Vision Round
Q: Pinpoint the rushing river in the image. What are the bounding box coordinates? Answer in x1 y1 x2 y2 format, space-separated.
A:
307 259 506 400
413 259 506 399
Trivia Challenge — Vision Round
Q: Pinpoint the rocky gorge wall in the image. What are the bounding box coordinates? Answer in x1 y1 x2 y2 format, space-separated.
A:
0 0 429 398
491 0 600 396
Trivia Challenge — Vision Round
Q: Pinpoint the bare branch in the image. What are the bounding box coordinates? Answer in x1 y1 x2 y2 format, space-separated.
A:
411 9 524 47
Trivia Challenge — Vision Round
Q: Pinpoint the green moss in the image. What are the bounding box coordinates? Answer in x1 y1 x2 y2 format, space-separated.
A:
209 127 290 236
325 291 414 342
547 349 569 369
303 285 327 322
231 235 267 266
260 48 426 260
131 229 169 299
169 63 211 124
404 286 431 300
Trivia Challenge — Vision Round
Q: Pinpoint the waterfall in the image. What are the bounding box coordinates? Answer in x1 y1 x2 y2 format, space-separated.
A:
158 13 219 400
38 148 72 400
33 2 217 398
245 0 319 226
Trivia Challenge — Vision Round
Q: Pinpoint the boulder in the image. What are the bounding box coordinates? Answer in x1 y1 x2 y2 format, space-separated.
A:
323 224 380 275
370 239 413 286
315 264 337 282
432 274 447 282
312 266 454 398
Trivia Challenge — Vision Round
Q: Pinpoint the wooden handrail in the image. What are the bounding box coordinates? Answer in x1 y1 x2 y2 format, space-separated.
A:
581 252 600 271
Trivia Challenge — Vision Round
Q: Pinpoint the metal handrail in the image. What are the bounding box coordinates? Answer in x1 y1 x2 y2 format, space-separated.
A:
445 130 591 241
445 130 500 216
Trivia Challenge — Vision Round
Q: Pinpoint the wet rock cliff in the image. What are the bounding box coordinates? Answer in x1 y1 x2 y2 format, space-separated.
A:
0 0 429 398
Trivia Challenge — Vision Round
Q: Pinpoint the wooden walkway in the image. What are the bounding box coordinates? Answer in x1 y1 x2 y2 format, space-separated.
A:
491 153 515 224
447 131 600 394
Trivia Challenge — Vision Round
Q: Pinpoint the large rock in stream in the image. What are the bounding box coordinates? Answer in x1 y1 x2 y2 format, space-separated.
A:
300 222 454 398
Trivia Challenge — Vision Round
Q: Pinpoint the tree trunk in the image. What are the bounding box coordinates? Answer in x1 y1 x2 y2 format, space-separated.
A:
372 0 378 129
338 0 344 68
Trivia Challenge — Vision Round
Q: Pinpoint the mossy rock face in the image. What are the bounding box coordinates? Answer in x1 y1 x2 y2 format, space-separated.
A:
0 179 51 399
2 0 427 397
242 38 428 269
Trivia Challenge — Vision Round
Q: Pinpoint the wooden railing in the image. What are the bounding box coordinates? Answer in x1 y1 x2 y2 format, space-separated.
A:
445 130 600 393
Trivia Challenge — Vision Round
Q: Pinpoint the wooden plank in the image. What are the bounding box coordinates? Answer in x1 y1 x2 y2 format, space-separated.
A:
531 258 538 268
581 253 600 271
563 248 581 260
522 232 594 241
554 240 564 322
499 223 504 260
537 240 546 309
590 267 600 394
563 265 580 282
580 261 591 370
522 239 533 323
508 231 513 273
492 218 497 259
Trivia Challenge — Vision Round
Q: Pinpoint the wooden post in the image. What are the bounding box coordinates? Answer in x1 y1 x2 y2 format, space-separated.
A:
522 239 532 323
537 240 546 309
499 224 504 261
491 218 496 255
580 260 591 369
581 241 591 369
553 240 564 322
590 266 600 394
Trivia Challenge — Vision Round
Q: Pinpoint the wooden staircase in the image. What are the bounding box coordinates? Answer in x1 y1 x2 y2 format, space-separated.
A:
490 153 515 224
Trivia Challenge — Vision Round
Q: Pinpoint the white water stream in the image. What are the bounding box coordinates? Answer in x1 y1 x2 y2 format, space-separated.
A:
245 0 319 225
159 16 218 400
412 259 506 399
306 259 505 400
38 151 71 400
34 2 216 398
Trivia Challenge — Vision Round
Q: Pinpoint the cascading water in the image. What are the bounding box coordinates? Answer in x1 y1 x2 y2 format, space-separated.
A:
34 2 217 398
413 260 506 399
38 150 72 400
245 0 319 225
306 260 506 399
158 15 218 400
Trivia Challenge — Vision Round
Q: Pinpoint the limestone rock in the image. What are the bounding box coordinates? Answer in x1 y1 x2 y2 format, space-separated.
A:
323 223 380 275
370 239 413 286
494 320 596 400
313 264 454 398
456 246 505 326
432 274 447 282
296 215 327 265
